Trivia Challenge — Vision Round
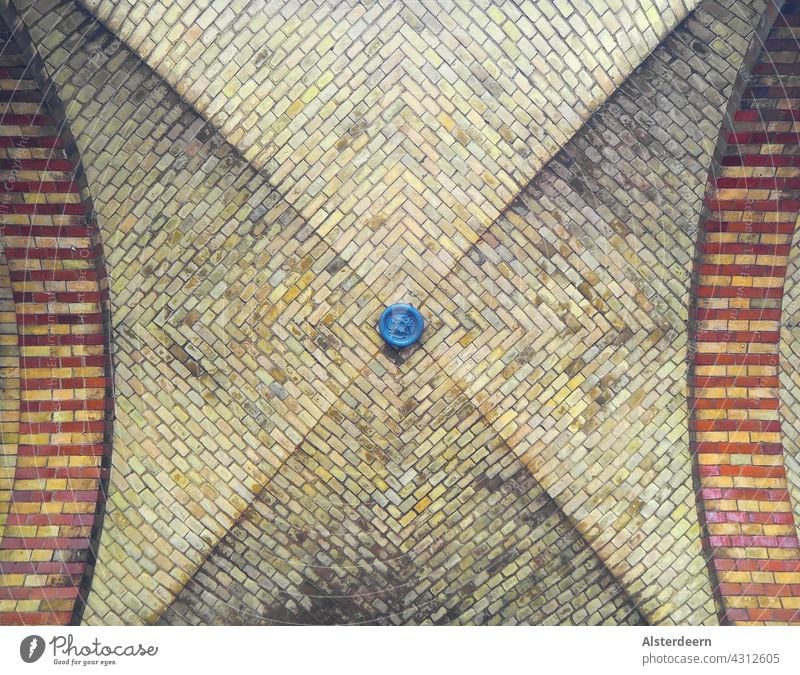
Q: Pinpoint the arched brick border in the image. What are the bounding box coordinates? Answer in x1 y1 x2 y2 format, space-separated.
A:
0 7 113 625
691 0 800 625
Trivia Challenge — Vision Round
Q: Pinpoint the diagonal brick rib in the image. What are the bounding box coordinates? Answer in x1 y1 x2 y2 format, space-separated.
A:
158 405 647 625
443 1 763 281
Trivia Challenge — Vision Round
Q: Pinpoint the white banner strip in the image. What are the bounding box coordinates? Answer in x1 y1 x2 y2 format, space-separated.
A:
1 626 798 674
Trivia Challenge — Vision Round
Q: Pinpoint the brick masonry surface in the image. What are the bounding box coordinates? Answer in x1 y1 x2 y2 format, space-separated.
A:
158 0 773 625
0 246 18 579
75 0 699 286
0 9 113 625
782 224 800 548
690 0 800 625
781 215 800 573
1 0 798 626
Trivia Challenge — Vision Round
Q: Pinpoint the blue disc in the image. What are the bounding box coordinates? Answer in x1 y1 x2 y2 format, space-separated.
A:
378 304 424 348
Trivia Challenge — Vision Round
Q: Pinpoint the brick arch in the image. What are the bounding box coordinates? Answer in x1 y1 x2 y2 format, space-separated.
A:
0 246 19 544
691 0 800 625
0 8 113 624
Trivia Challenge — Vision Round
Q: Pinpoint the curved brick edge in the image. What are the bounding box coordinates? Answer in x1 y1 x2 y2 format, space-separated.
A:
690 0 800 625
0 5 113 625
0 247 19 546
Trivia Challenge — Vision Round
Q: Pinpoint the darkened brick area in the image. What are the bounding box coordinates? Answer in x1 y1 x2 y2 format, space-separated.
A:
161 431 644 625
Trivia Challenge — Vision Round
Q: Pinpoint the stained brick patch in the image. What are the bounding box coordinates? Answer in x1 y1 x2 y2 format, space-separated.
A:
0 17 112 625
691 0 800 626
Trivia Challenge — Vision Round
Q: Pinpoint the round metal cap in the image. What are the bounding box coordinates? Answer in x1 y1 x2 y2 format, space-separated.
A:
378 304 424 348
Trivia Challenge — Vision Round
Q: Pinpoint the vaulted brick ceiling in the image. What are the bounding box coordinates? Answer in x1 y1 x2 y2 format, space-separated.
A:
4 0 799 627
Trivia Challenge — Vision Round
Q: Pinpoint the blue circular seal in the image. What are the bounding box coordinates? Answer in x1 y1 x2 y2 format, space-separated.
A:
378 304 424 348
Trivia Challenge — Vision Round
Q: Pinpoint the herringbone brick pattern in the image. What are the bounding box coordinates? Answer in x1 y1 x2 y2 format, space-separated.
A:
76 0 698 272
3 0 797 626
161 425 644 625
